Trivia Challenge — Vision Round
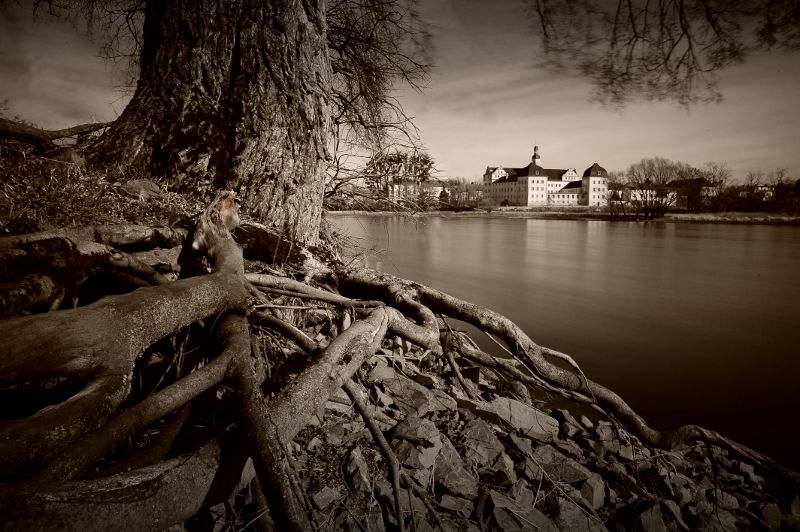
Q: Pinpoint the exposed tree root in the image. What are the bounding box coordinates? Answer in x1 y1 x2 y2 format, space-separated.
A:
1 195 798 530
338 266 800 484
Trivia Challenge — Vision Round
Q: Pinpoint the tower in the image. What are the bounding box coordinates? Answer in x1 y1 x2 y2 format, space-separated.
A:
532 145 541 166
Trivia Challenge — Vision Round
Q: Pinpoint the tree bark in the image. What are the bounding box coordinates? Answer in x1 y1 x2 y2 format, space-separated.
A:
85 0 331 244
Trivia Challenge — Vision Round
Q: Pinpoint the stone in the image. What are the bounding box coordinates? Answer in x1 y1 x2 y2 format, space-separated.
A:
618 444 634 461
525 444 592 484
755 502 781 531
365 507 386 532
580 415 594 429
383 375 451 417
367 358 397 383
307 436 323 451
411 372 440 388
580 473 606 510
595 422 615 442
439 494 474 518
478 489 559 532
490 451 517 486
711 488 739 511
438 518 481 532
555 438 585 460
633 504 668 532
131 246 181 273
460 419 504 468
661 499 690 530
484 397 559 441
509 479 535 507
791 495 800 517
375 480 427 519
430 389 458 411
311 486 341 510
434 436 479 500
550 495 609 532
392 416 442 470
343 447 372 497
120 178 162 199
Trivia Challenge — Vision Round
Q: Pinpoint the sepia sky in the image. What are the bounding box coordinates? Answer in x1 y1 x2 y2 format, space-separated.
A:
1 0 799 182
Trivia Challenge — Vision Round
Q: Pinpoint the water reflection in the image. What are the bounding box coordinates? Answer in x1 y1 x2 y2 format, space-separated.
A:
331 214 800 469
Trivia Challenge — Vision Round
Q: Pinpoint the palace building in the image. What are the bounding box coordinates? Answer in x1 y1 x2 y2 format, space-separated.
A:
483 146 608 207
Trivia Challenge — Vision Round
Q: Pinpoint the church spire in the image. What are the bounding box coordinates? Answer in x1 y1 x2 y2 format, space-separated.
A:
532 145 541 166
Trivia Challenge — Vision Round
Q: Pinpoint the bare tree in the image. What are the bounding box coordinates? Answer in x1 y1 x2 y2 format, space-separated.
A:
625 157 686 218
527 0 800 105
701 160 732 211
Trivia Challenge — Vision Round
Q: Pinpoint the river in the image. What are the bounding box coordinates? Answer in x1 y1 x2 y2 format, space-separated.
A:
329 214 800 470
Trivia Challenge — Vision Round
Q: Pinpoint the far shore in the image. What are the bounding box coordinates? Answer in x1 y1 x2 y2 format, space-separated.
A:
326 208 800 225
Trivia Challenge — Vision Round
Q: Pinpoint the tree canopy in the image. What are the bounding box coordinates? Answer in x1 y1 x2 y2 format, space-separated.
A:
527 0 800 105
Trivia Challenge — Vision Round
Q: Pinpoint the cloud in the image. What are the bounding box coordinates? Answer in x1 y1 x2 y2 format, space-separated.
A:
0 6 129 128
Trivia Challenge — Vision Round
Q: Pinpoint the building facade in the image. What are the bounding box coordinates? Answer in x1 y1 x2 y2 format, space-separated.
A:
483 146 608 207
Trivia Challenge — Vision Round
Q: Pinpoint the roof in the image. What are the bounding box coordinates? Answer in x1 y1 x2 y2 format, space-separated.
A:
583 162 608 177
561 180 582 190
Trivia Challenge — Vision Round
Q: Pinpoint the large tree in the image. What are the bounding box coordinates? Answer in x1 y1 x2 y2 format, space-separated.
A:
83 0 331 244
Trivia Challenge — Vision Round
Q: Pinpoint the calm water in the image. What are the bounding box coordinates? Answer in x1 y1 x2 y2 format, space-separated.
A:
330 214 800 469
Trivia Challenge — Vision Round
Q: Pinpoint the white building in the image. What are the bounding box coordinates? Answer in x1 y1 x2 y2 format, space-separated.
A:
483 146 608 207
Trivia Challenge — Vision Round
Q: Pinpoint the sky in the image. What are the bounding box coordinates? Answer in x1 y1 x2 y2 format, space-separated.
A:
1 1 799 183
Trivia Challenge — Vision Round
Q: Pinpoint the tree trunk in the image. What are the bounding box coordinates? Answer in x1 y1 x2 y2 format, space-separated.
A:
87 0 331 244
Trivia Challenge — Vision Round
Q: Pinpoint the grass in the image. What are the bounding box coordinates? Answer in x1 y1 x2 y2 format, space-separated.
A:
1 142 204 233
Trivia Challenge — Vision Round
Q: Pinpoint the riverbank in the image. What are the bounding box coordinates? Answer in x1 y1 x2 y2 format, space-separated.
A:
327 209 800 224
297 346 800 531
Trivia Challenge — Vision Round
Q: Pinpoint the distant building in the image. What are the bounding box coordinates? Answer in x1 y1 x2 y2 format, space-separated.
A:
483 146 608 207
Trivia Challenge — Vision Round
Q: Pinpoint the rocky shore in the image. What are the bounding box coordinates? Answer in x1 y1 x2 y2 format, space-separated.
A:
262 344 800 531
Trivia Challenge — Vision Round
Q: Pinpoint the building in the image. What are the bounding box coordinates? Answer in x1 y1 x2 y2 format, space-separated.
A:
483 146 608 207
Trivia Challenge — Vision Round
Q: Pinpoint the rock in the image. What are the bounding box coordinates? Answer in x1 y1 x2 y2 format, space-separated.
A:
460 419 504 468
311 486 341 510
131 246 181 273
611 501 667 532
595 422 615 442
307 436 323 451
411 372 440 388
555 438 585 461
383 376 450 417
580 415 594 429
439 494 474 518
509 479 535 507
791 495 800 517
618 444 634 461
711 488 739 511
661 499 690 530
430 389 458 411
485 397 559 441
549 495 609 532
580 473 606 510
478 489 559 532
525 444 592 485
365 507 386 532
392 416 442 471
120 178 162 199
490 451 517 486
435 435 479 500
755 502 781 530
367 358 397 383
438 518 481 532
343 447 372 497
374 480 427 521
507 433 534 459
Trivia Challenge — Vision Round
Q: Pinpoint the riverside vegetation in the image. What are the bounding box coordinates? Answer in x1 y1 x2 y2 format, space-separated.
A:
1 147 799 531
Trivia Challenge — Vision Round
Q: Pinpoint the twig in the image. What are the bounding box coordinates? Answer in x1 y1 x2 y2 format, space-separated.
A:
343 380 405 532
